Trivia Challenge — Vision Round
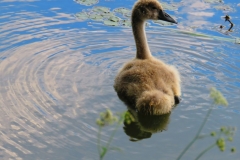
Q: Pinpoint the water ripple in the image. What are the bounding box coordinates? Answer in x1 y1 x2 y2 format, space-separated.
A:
0 6 240 160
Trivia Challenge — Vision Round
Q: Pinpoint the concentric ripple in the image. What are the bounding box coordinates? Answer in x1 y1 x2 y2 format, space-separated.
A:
0 4 240 160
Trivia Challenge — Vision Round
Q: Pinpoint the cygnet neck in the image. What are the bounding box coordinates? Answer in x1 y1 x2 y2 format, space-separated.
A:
132 13 152 59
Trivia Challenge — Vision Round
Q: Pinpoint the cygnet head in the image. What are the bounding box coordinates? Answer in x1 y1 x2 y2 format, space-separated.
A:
132 0 177 23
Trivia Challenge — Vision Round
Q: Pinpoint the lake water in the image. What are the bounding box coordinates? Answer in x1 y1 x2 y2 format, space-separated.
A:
0 0 240 159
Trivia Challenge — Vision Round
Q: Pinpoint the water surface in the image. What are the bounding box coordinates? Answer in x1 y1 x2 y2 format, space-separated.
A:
0 0 240 159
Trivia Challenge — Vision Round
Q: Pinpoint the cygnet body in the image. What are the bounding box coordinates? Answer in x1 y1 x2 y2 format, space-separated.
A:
114 0 181 115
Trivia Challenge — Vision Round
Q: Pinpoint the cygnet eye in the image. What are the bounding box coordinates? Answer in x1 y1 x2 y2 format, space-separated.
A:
151 6 157 10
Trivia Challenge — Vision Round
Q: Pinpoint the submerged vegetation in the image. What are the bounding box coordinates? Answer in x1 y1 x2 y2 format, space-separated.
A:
96 88 237 159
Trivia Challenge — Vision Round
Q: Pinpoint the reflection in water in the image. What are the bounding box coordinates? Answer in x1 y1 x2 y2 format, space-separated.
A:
123 109 171 141
0 0 240 159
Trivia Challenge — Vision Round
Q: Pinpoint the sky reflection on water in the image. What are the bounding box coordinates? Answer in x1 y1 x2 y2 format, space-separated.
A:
0 0 240 159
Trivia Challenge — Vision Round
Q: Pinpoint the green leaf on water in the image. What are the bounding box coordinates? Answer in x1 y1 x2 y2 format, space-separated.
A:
114 7 131 17
75 12 89 21
108 16 120 22
101 12 115 18
103 20 119 26
74 0 99 6
153 20 175 26
89 13 103 21
121 19 131 27
92 6 110 13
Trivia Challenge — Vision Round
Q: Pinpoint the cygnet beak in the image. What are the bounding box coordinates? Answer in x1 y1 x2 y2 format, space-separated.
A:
159 10 178 24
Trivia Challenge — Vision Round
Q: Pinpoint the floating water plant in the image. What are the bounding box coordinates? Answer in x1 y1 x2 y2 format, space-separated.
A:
75 12 89 21
89 13 103 21
103 20 119 26
204 0 224 3
120 19 131 27
114 7 131 17
75 1 181 27
75 6 124 26
103 15 120 26
92 6 110 13
74 0 99 6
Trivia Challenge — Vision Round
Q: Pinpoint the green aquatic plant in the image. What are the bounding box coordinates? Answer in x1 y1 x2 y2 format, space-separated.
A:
96 109 125 160
103 16 120 26
177 87 236 160
195 126 236 160
210 87 228 106
114 7 131 17
75 0 99 6
75 12 89 21
204 0 223 3
75 6 124 26
75 1 181 27
124 110 135 125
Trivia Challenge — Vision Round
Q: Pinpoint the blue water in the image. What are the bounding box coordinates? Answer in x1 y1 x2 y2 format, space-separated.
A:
0 0 240 159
